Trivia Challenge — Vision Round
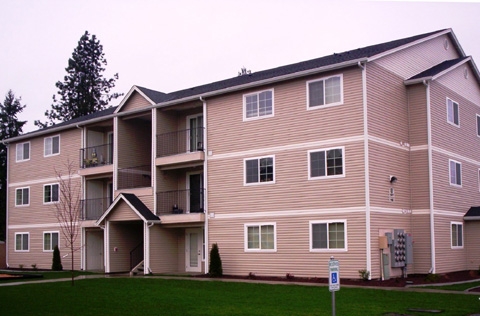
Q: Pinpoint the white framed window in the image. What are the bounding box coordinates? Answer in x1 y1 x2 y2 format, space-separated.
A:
43 231 59 251
16 142 30 162
308 147 344 179
447 98 459 126
244 89 274 120
43 183 59 204
44 135 60 156
15 232 29 252
15 187 29 206
478 169 480 192
244 223 276 252
449 159 462 187
476 114 480 137
451 222 463 248
307 74 343 109
310 220 347 251
244 156 275 185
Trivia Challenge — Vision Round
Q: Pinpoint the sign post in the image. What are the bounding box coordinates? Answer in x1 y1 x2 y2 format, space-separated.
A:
329 257 340 316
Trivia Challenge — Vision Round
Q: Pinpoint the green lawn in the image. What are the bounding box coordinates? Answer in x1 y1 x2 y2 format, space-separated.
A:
0 277 479 315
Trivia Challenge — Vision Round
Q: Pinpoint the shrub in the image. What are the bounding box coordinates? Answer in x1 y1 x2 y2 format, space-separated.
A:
208 243 223 277
358 269 370 281
286 273 295 280
425 273 439 282
31 264 37 270
52 245 63 271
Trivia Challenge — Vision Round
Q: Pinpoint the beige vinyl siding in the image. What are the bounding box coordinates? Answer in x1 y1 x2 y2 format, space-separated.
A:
149 226 182 273
410 214 432 274
465 221 480 270
409 150 430 210
117 116 152 169
436 62 480 106
207 67 363 155
120 91 152 112
407 84 428 147
208 212 366 279
108 221 143 272
108 200 141 221
7 226 80 270
374 34 460 80
433 215 467 273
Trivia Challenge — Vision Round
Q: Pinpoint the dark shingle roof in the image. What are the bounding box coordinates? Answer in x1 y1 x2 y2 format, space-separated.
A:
136 86 168 103
408 57 470 80
121 193 160 222
464 206 480 220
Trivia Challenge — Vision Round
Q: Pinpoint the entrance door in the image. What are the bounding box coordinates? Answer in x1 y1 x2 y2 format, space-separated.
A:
86 230 104 271
185 228 202 272
188 173 203 213
188 115 203 152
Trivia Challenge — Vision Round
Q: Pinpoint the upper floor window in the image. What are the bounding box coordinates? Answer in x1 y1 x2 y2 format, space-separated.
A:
44 135 60 156
245 223 276 251
44 184 59 204
15 232 29 251
16 142 30 162
451 222 463 248
244 156 274 185
476 114 480 137
310 220 347 251
447 98 459 126
308 147 344 179
449 159 462 187
15 187 29 206
43 231 59 251
307 75 343 109
244 90 273 120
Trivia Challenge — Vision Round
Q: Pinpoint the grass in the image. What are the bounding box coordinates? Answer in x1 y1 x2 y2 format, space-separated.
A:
1 277 480 315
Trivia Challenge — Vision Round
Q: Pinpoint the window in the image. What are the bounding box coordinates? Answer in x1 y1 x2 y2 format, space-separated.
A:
15 233 29 251
245 156 274 184
245 223 276 251
244 90 273 120
44 184 59 203
16 142 30 162
451 222 463 248
310 220 347 251
477 114 480 137
307 75 343 108
44 135 60 156
43 232 59 251
449 159 462 186
447 98 459 126
308 147 344 179
15 187 29 206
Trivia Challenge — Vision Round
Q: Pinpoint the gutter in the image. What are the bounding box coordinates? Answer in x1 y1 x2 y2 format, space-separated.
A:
201 96 209 273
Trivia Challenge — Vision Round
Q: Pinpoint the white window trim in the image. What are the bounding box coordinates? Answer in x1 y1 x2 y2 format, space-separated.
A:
309 220 348 252
16 142 30 162
476 114 480 138
43 183 59 204
43 231 59 252
478 169 480 192
15 232 29 252
450 221 463 249
44 135 61 157
446 97 460 127
243 155 275 186
15 187 30 207
244 222 277 252
449 159 462 187
243 89 274 121
306 74 344 110
308 147 346 180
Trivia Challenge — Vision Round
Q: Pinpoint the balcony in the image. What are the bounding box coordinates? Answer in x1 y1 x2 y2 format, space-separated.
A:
81 197 112 221
157 189 205 224
117 165 151 190
156 128 205 168
80 143 113 169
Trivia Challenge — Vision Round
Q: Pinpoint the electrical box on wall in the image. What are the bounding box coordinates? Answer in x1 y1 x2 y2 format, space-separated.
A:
405 233 414 265
390 229 407 268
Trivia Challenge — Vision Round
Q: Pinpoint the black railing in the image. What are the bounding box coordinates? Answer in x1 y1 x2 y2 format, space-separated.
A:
130 242 144 270
156 127 204 157
80 143 114 168
156 189 205 215
117 165 151 189
80 197 112 220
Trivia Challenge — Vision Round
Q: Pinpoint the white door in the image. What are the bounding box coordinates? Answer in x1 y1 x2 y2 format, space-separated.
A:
86 230 104 271
185 228 202 272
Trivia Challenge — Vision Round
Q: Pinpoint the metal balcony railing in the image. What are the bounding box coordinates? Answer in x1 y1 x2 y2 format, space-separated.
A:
156 127 204 157
80 197 112 220
157 189 205 215
80 143 114 168
117 165 151 189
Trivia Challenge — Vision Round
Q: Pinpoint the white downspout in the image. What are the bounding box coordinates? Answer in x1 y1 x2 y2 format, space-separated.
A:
200 96 209 273
359 61 372 279
424 80 436 274
5 143 9 268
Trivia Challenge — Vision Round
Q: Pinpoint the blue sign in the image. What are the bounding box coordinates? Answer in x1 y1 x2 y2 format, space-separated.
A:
329 259 340 292
331 272 338 284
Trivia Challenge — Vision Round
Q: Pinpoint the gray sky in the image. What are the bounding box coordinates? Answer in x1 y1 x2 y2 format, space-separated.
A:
1 0 479 132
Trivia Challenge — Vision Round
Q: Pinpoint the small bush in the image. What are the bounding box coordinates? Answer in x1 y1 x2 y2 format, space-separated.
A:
248 272 256 279
208 243 223 277
31 264 37 270
425 273 439 282
52 245 63 271
358 269 370 281
286 273 295 280
19 264 24 269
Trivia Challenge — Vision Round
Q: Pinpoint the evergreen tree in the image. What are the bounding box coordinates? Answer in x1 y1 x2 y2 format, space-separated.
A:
52 245 63 271
35 31 122 128
0 90 26 241
208 243 223 277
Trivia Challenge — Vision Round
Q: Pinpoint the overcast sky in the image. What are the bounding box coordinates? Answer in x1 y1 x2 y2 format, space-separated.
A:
1 0 479 132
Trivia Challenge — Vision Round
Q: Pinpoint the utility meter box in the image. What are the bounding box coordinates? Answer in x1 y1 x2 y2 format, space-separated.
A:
390 229 407 268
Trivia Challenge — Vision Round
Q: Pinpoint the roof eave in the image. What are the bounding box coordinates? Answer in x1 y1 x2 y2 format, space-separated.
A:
404 77 432 86
464 216 480 221
115 85 156 114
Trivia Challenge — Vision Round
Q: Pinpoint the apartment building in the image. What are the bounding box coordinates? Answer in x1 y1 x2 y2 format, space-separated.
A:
5 28 480 280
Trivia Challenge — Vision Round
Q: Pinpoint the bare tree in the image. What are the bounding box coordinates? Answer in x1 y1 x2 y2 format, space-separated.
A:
53 160 81 285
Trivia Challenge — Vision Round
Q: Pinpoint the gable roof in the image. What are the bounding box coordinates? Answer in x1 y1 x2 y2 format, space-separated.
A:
464 206 480 221
96 193 160 225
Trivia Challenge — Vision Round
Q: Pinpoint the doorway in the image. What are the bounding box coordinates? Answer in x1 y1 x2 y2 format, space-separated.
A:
185 228 203 272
